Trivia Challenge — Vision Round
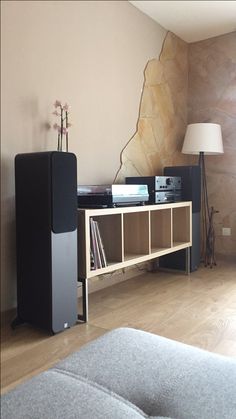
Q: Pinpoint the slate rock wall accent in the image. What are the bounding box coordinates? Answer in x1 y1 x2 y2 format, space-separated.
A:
115 32 190 183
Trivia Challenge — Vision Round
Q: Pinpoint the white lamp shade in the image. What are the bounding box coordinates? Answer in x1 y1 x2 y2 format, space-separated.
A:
182 123 224 155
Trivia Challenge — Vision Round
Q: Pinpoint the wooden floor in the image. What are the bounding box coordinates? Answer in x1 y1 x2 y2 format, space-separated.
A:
1 256 236 395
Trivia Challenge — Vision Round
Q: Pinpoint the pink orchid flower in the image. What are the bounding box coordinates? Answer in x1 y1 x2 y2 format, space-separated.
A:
63 103 69 111
52 100 71 151
54 100 61 108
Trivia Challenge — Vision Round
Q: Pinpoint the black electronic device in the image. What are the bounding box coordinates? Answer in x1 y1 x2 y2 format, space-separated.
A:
14 151 78 333
159 212 200 272
164 166 201 213
159 165 201 272
153 190 182 204
77 184 149 208
126 176 182 204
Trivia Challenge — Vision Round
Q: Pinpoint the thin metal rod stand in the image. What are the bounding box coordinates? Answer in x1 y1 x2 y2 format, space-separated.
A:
199 152 218 268
11 315 26 330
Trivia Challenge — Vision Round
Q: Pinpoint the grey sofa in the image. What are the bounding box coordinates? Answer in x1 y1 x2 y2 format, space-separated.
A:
1 327 236 418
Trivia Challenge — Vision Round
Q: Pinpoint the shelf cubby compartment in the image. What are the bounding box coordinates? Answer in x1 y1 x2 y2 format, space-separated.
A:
123 211 150 261
92 214 123 265
150 208 172 253
78 202 192 321
172 206 191 247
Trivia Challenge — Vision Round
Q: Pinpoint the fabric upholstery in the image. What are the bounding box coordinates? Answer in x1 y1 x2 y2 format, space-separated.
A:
57 327 236 419
1 370 149 419
1 327 236 419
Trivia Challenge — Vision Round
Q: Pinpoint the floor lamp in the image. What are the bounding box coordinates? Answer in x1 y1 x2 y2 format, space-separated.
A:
182 123 224 268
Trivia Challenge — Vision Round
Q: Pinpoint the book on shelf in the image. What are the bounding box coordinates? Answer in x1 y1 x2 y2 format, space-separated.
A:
90 249 95 270
90 218 107 270
90 218 101 269
90 218 96 270
94 220 107 268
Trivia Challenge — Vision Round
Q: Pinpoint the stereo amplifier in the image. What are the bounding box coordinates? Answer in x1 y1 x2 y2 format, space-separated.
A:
126 176 182 204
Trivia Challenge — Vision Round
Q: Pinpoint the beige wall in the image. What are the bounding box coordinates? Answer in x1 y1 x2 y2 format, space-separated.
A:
188 32 236 256
1 1 166 311
2 1 235 313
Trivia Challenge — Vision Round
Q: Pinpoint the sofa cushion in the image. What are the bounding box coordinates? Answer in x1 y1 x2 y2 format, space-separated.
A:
2 327 236 419
56 327 236 419
1 369 150 419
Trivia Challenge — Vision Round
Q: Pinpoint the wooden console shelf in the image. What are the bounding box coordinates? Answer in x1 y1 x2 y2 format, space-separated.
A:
77 202 192 321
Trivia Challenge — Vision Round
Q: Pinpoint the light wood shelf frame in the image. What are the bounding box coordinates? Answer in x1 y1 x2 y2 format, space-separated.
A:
78 201 192 321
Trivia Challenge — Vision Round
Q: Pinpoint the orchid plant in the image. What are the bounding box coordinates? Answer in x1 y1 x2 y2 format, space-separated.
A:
52 100 72 152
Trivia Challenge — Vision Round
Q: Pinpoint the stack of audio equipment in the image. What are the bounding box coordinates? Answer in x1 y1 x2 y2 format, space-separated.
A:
77 184 149 208
125 176 182 204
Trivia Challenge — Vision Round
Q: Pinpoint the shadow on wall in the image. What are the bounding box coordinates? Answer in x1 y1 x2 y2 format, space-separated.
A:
17 96 52 152
1 157 17 312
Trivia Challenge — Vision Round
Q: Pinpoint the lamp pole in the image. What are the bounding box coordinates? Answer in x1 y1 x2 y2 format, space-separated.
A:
182 123 223 268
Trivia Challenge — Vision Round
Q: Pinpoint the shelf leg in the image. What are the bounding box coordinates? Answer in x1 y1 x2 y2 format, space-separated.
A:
185 247 190 275
77 277 88 322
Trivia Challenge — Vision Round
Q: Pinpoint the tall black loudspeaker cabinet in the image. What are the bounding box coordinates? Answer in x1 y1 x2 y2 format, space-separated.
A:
14 152 78 333
159 165 201 272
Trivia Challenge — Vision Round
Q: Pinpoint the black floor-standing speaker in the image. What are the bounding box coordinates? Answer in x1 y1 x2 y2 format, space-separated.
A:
159 166 201 272
14 151 78 333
